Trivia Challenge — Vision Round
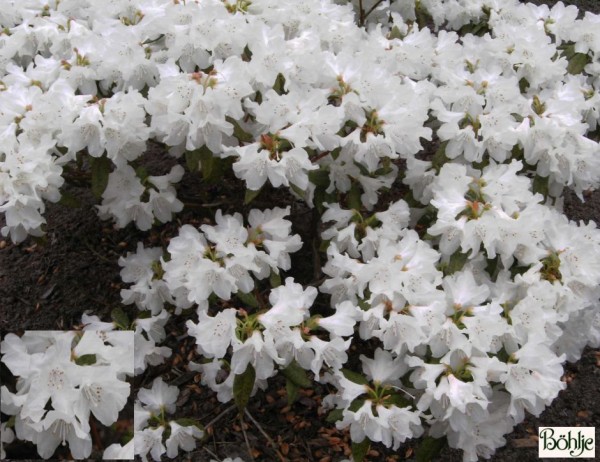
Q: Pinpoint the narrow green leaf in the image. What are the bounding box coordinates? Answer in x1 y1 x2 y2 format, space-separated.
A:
416 436 447 462
175 418 204 431
313 186 330 215
348 398 366 413
559 43 576 59
308 169 330 187
198 145 215 180
290 182 307 200
281 360 312 388
244 187 262 204
510 113 524 123
319 239 331 253
58 191 81 208
90 155 111 198
233 364 255 411
269 270 281 288
431 141 449 173
185 149 202 173
567 53 590 75
444 250 470 276
273 73 286 95
351 438 371 462
75 354 97 366
286 378 299 405
532 174 549 199
135 166 149 182
111 307 130 329
227 116 254 144
518 77 530 94
325 408 344 423
236 291 259 309
388 25 403 40
485 256 501 282
386 390 411 408
341 368 369 385
347 182 362 211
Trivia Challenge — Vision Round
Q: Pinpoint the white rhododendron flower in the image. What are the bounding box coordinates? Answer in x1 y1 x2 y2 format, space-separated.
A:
0 331 133 460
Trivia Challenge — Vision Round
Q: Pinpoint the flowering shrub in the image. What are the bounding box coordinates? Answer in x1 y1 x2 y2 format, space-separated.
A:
0 331 134 459
1 0 600 461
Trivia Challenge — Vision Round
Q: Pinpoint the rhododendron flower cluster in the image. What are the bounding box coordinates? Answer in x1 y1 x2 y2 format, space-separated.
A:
0 331 133 460
1 0 600 460
134 377 204 461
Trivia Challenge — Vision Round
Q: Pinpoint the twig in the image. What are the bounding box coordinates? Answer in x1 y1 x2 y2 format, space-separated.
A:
310 150 331 163
358 0 364 27
244 409 287 462
303 439 315 462
202 446 220 460
204 404 237 430
82 240 115 263
168 370 197 387
90 417 104 451
240 414 255 461
364 0 386 21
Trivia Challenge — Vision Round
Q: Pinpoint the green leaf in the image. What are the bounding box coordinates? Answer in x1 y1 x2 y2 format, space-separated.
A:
269 270 281 288
58 191 81 208
290 182 308 200
185 149 202 173
388 25 403 40
518 77 530 94
485 256 501 282
313 186 337 215
319 238 331 253
6 415 16 428
233 364 255 411
559 43 576 59
347 182 362 211
325 408 344 423
236 291 259 309
175 418 204 431
510 113 524 123
111 307 130 329
416 436 447 462
386 391 410 408
532 174 549 199
273 73 286 95
348 398 366 412
90 155 111 198
341 368 369 385
242 45 252 62
286 378 299 405
135 166 149 182
567 53 590 75
351 438 371 462
444 250 470 276
199 145 215 180
227 116 254 144
281 360 311 388
75 354 97 366
244 187 262 204
357 298 371 312
431 141 449 173
308 169 330 187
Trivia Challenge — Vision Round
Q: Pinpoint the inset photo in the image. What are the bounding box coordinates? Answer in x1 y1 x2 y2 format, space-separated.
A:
0 330 134 460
